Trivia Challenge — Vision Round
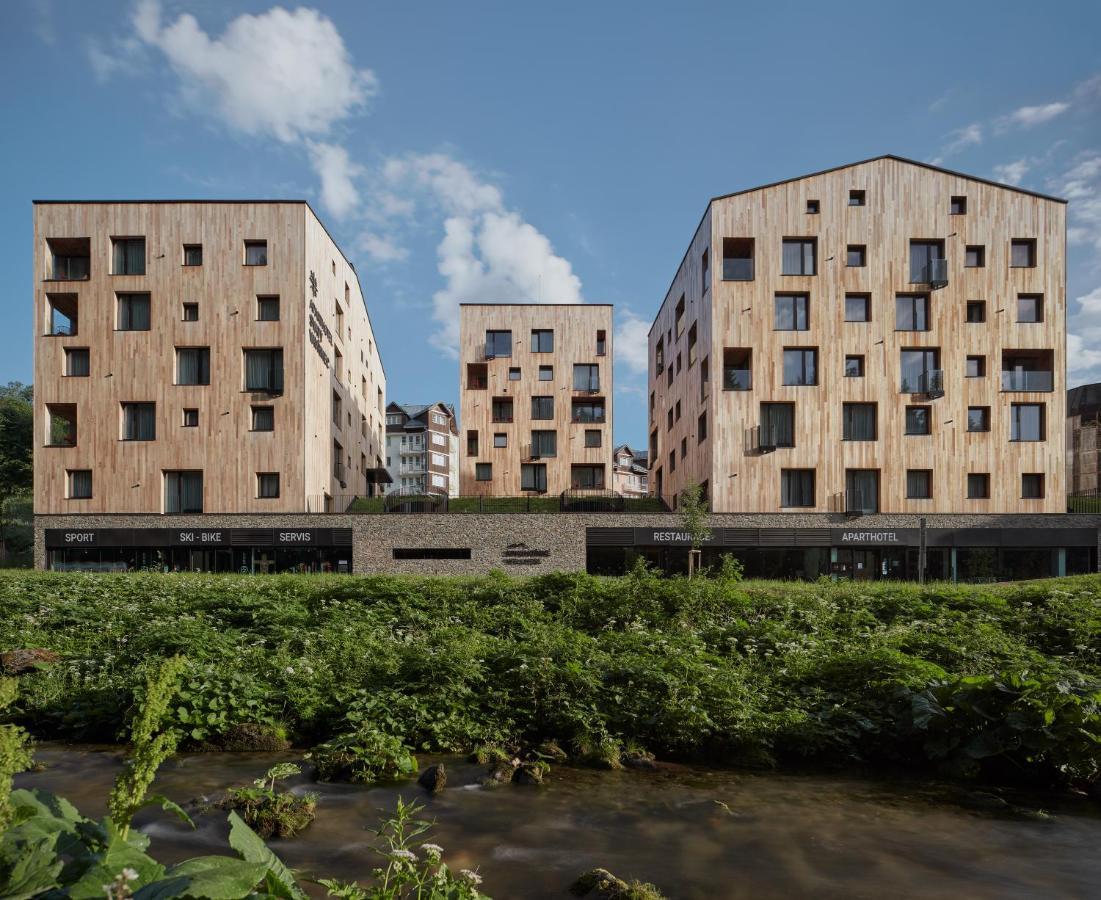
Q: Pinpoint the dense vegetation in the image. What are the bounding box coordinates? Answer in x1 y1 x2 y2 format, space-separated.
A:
0 382 33 569
1 568 1099 790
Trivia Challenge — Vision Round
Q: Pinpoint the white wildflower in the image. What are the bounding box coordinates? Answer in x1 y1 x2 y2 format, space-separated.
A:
421 842 444 859
121 868 139 882
460 869 483 885
391 848 417 862
285 666 295 674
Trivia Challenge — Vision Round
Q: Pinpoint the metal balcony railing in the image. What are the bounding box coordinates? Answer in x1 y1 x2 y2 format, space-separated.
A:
1001 370 1054 392
922 258 948 288
1067 490 1101 513
918 369 945 398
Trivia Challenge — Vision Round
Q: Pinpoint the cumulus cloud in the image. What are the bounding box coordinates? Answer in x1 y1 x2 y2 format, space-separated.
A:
1004 101 1070 128
1069 286 1101 385
614 309 650 377
307 141 362 220
358 232 409 264
993 159 1030 186
1053 153 1101 256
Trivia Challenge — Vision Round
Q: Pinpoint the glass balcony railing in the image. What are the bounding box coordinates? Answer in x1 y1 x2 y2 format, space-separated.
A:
1001 370 1053 392
722 259 754 281
723 368 752 391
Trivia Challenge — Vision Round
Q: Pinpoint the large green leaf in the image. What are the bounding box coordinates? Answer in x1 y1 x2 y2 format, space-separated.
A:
134 857 270 900
0 833 64 900
65 836 166 900
227 811 307 900
8 788 83 825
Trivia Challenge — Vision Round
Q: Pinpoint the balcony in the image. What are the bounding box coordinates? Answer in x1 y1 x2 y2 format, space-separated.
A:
1002 370 1054 392
1002 351 1054 392
46 238 90 281
723 368 752 391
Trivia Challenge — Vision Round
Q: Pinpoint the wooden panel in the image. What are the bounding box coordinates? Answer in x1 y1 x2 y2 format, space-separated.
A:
650 157 1068 513
458 304 613 495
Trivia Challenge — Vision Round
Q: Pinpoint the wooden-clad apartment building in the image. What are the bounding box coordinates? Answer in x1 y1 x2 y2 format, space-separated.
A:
459 303 613 496
34 201 387 521
649 155 1067 514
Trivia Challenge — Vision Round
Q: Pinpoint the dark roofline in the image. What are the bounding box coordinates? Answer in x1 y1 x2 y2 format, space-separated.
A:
648 154 1067 336
33 199 311 204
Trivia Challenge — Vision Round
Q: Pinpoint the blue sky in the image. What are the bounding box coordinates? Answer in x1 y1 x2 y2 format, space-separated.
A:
2 0 1100 448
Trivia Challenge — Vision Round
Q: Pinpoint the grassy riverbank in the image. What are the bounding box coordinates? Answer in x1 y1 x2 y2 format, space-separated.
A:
1 569 1099 789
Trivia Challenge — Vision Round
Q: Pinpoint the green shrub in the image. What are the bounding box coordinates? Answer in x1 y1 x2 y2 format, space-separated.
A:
220 763 317 839
310 727 418 784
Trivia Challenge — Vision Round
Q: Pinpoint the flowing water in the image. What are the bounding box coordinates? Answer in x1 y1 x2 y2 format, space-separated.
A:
15 746 1101 899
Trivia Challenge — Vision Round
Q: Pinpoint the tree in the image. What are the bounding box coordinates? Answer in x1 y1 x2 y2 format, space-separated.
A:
0 383 33 565
678 482 712 578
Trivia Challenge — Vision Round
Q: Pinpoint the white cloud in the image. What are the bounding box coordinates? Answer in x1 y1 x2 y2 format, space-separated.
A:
1069 287 1101 385
941 123 982 157
614 310 650 377
307 141 362 219
1005 101 1070 128
358 232 409 264
993 159 1029 186
1053 154 1101 257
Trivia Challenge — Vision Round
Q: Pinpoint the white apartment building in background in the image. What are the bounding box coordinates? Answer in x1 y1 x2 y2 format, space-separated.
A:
384 402 460 496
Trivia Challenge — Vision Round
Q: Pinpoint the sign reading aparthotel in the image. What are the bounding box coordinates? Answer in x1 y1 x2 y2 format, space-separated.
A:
831 530 914 545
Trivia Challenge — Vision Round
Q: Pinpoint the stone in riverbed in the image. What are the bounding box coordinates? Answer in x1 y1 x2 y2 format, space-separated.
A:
418 763 447 793
569 868 666 899
514 761 549 785
621 749 657 770
480 761 518 786
0 648 59 674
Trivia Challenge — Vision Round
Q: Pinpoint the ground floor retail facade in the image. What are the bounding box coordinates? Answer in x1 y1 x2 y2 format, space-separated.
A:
36 513 1101 581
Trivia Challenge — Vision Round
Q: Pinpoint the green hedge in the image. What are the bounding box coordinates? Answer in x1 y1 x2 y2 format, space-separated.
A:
1 570 1099 787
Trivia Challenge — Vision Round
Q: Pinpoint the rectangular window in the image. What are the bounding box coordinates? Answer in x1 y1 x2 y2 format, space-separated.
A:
760 402 795 448
531 430 557 458
183 244 202 266
698 411 708 442
491 398 514 423
782 348 818 385
64 348 89 377
675 296 686 337
485 330 512 357
121 402 156 441
774 294 809 330
909 240 945 282
701 248 709 293
45 293 78 336
175 347 210 385
905 406 931 435
966 300 986 323
967 406 990 432
244 240 268 266
906 469 932 499
846 469 879 513
67 469 92 499
257 295 280 321
467 430 479 457
965 245 985 268
781 469 815 507
46 404 77 447
966 355 986 378
846 245 866 267
1017 294 1043 323
531 329 554 352
584 429 602 448
571 464 605 490
806 199 819 214
508 367 521 381
475 463 492 482
116 293 151 331
950 196 967 215
257 473 280 499
1010 403 1045 442
573 364 600 391
538 365 553 381
521 463 547 492
722 238 754 281
572 399 605 423
332 391 342 425
596 330 607 356
112 237 145 275
844 355 865 378
47 237 90 281
849 189 866 207
900 348 940 393
1010 239 1036 268
164 470 203 513
531 396 553 420
687 322 698 367
842 403 877 441
967 473 990 499
895 294 929 331
781 238 817 275
845 293 870 322
251 406 274 432
244 349 284 393
182 302 199 321
700 355 710 401
182 408 198 428
1021 473 1045 499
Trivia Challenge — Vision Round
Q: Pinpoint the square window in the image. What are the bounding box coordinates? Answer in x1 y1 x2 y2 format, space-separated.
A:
845 293 870 322
475 463 492 482
842 403 877 441
485 330 513 357
906 469 932 499
782 239 817 275
844 355 865 378
967 473 990 499
257 472 280 499
251 406 274 432
175 347 210 385
116 293 151 331
521 463 547 492
244 240 268 266
1010 239 1036 268
584 429 602 448
780 469 815 507
183 244 202 266
244 348 284 393
966 300 986 323
531 329 554 352
848 189 866 207
182 302 199 322
493 433 507 448
846 245 866 267
895 294 929 331
950 196 967 215
508 367 521 381
966 355 985 378
782 347 818 385
257 296 280 321
121 402 156 441
111 237 145 275
164 470 203 513
1021 473 1044 499
1017 294 1043 323
1010 403 1045 442
182 408 198 428
64 347 89 377
965 245 985 268
538 365 553 381
531 396 553 420
66 469 92 500
967 406 991 432
775 293 809 330
806 199 819 214
531 430 557 458
905 406 931 435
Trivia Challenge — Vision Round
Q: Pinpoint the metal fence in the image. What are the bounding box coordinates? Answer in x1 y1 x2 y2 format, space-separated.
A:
1067 490 1101 513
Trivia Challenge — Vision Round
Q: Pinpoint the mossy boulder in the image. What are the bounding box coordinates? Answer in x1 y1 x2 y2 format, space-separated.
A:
569 868 666 899
418 763 447 793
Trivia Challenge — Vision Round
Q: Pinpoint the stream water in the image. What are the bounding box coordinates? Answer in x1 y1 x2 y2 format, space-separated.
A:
14 746 1101 899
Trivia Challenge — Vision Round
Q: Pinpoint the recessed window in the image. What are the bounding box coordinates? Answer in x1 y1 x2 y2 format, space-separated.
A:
251 405 274 432
723 348 752 390
844 355 865 378
64 348 89 377
842 403 877 441
538 365 553 381
906 469 932 499
722 238 754 281
475 462 492 482
244 240 268 266
183 244 203 266
244 349 284 393
531 396 553 420
66 469 92 499
775 293 809 330
46 237 90 281
531 430 557 459
531 329 554 353
596 330 607 356
782 239 817 276
585 429 602 448
257 473 280 499
165 470 203 513
967 473 990 499
111 237 145 275
46 404 77 447
182 302 199 322
698 411 708 442
849 189 866 207
574 364 600 391
760 403 795 448
966 300 986 323
1021 473 1045 499
806 199 819 214
508 367 521 381
466 430 479 457
965 245 985 268
675 296 686 337
950 196 967 215
1010 239 1036 268
905 405 931 435
116 293 151 331
485 330 512 358
493 432 507 448
1010 403 1045 442
701 248 710 293
521 463 547 493
175 347 210 385
45 293 78 336
572 398 605 423
121 402 156 441
967 406 991 432
845 293 870 322
846 245 866 267
571 464 605 490
896 294 929 331
182 408 199 428
966 355 986 378
780 469 815 507
257 295 280 321
900 348 941 394
1017 294 1043 323
782 348 818 386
